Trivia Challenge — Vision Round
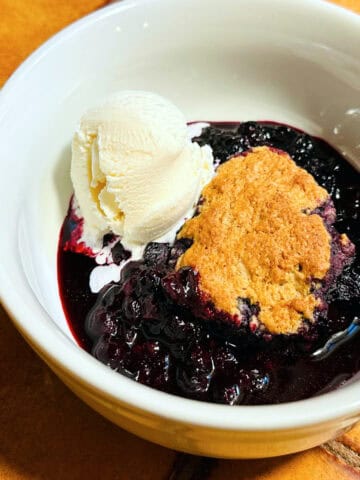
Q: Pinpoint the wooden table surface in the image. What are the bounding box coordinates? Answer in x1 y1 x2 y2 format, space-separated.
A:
1 1 360 478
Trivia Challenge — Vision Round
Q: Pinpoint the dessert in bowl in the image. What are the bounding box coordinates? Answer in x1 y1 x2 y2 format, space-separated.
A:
0 0 360 458
59 91 359 406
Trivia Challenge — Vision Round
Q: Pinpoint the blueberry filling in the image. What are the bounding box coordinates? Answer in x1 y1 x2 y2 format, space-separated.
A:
58 121 360 405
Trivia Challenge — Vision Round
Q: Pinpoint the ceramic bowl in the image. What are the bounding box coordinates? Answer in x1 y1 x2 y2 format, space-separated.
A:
1 0 360 459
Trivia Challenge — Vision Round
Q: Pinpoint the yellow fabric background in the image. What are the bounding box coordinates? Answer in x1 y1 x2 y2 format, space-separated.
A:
0 0 109 86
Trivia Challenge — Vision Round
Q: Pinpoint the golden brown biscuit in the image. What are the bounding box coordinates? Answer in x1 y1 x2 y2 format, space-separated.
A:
177 147 331 334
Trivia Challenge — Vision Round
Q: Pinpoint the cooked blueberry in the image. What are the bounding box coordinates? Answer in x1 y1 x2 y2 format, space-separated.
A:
163 315 196 342
111 242 131 264
212 382 242 405
143 242 170 266
264 125 298 151
121 261 142 282
122 296 142 322
102 233 117 247
162 267 200 305
86 307 109 338
327 264 360 302
123 341 171 389
176 366 212 396
214 348 239 375
92 335 128 370
237 121 272 146
168 238 193 266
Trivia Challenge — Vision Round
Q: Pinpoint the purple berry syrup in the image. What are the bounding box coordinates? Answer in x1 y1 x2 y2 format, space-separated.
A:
58 122 360 405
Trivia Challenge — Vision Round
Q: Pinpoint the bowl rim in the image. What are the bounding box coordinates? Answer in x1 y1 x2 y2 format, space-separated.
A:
1 0 360 432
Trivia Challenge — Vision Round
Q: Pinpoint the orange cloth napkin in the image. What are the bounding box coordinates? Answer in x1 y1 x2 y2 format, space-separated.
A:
0 0 109 86
0 1 360 479
329 0 360 12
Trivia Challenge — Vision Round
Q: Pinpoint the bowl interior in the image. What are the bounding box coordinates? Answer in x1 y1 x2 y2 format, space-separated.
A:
1 0 360 427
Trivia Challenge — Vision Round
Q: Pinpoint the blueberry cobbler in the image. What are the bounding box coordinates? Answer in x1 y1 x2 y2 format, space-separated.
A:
58 91 360 405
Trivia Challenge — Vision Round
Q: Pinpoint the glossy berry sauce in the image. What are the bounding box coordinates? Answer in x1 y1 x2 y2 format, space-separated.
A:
58 122 360 405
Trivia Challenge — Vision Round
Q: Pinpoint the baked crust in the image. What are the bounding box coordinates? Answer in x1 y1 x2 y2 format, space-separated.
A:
177 146 331 334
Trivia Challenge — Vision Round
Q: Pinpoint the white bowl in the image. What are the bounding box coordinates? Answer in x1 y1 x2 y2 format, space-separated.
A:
1 0 360 459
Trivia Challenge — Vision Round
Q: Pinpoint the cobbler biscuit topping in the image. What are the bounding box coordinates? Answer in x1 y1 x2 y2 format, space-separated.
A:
177 146 331 334
59 120 359 405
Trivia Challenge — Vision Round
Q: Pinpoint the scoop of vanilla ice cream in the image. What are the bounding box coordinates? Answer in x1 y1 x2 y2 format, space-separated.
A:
71 91 213 248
